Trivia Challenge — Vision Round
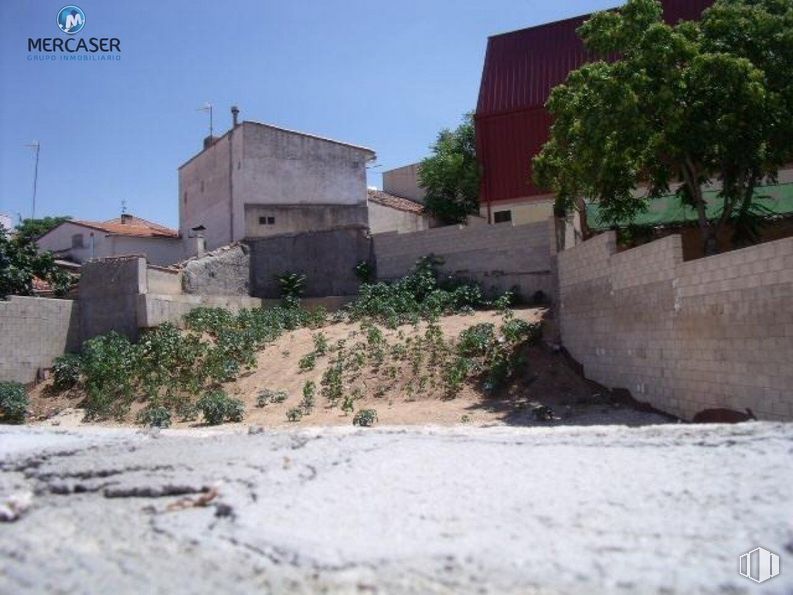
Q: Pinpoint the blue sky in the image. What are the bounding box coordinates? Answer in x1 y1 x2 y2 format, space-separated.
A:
0 0 618 228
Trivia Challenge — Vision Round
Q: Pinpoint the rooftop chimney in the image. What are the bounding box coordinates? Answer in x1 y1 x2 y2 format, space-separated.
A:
203 135 218 149
120 213 133 225
231 105 240 128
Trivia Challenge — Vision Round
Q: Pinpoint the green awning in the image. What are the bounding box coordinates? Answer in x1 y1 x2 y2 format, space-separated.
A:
587 182 793 231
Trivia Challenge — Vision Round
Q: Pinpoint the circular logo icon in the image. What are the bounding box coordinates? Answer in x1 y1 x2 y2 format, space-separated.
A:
57 5 85 35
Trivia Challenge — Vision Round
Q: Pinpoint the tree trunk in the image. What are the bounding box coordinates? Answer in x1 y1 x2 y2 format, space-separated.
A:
576 196 591 241
697 198 720 256
703 228 719 256
682 158 719 256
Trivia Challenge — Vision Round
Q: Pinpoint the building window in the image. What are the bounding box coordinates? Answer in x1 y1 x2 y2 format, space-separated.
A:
71 233 84 248
259 216 276 225
200 181 205 193
183 191 188 204
494 210 512 224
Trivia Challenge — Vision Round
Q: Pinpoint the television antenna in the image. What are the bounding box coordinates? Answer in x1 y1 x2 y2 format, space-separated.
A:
197 102 214 137
25 141 40 219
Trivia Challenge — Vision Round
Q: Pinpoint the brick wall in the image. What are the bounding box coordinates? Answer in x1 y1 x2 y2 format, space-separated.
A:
0 296 80 384
558 232 793 420
373 220 555 299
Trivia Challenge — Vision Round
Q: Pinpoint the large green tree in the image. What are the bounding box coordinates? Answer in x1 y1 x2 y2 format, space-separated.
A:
418 113 481 224
534 0 793 254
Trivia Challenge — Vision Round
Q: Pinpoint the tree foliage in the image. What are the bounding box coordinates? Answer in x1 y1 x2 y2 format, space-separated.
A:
15 216 71 240
0 382 29 424
0 226 72 298
418 113 481 224
534 0 793 254
345 255 488 328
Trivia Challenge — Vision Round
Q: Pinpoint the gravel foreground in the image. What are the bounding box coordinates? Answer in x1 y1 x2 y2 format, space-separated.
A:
1 423 791 595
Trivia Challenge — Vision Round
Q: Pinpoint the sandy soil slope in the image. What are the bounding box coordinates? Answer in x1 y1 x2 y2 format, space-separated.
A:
1 423 791 594
27 308 672 430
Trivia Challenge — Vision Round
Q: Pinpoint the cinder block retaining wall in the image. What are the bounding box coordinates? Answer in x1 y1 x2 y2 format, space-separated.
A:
248 227 373 298
79 256 147 340
373 219 556 299
78 256 264 340
558 232 793 421
78 256 355 342
0 296 80 383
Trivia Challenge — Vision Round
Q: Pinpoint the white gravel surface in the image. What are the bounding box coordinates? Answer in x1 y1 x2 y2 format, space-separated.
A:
0 423 791 594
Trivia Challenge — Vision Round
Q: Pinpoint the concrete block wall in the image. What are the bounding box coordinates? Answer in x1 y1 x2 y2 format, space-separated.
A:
80 255 267 339
558 232 793 420
80 256 146 341
139 295 352 328
0 296 80 383
374 219 555 299
138 294 263 329
147 266 182 295
248 227 372 298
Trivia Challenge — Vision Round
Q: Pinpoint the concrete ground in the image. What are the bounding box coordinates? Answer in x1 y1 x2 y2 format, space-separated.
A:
1 423 791 595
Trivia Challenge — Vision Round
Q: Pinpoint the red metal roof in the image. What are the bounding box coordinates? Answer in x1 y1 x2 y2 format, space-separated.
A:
477 14 595 118
476 0 714 204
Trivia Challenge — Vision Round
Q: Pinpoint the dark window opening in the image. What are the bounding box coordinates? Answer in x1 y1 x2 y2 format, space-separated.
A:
259 216 276 225
494 210 512 224
200 181 205 193
71 233 84 249
183 191 188 204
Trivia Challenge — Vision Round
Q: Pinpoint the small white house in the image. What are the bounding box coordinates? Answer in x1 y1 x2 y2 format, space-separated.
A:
37 214 189 266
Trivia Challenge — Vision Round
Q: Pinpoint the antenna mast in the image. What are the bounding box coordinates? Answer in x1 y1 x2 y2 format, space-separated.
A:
197 103 214 137
25 141 40 219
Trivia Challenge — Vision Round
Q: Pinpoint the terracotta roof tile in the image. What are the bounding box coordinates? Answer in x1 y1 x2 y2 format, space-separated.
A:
103 215 177 233
32 277 52 291
367 189 425 214
71 216 179 238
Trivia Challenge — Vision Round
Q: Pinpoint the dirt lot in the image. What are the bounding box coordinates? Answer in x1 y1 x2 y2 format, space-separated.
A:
28 308 673 430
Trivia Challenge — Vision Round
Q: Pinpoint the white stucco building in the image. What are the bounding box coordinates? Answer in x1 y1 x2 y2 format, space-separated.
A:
37 214 188 266
381 163 426 204
367 189 430 234
179 118 378 251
